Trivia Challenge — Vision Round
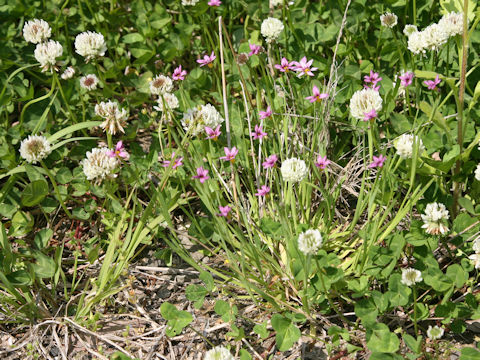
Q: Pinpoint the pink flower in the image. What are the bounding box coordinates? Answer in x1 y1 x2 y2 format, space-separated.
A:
399 71 414 87
217 205 231 217
205 125 221 140
251 124 267 140
255 185 271 197
292 56 318 78
248 44 262 56
314 155 331 170
107 141 129 160
305 85 329 103
363 109 377 121
162 152 183 169
208 0 221 5
259 106 272 120
368 155 387 169
364 70 382 86
423 75 441 90
172 65 187 81
192 167 210 183
220 147 239 162
274 57 294 73
262 154 278 169
197 51 216 68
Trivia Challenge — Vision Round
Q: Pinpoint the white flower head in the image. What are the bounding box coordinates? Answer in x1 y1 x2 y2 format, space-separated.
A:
182 0 200 5
421 202 450 235
394 134 424 159
80 74 99 91
270 0 284 6
281 157 308 183
403 24 418 37
473 237 480 253
23 19 51 44
182 104 224 136
34 40 63 72
61 66 75 80
204 346 234 360
380 12 398 28
439 12 463 38
349 88 383 120
154 93 179 112
75 31 107 62
261 17 284 43
298 229 323 256
95 100 129 135
475 163 480 181
427 325 444 340
19 135 52 164
401 268 422 286
407 30 427 55
81 147 118 183
469 253 480 269
150 75 173 96
422 23 449 51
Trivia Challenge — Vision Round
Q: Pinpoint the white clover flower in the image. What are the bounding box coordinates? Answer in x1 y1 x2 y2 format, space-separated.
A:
422 23 449 51
23 19 51 44
421 202 450 236
298 229 323 256
403 24 418 37
182 0 200 5
427 325 444 340
469 253 480 269
394 134 424 159
204 346 234 360
149 75 173 96
80 74 99 91
407 30 427 55
439 12 463 38
401 268 422 286
75 31 107 62
270 0 284 6
475 163 480 181
154 93 179 112
61 66 75 80
473 237 480 253
34 40 63 72
261 17 284 43
19 135 52 164
349 88 383 120
182 104 224 136
95 100 129 135
81 147 118 183
281 157 308 183
380 12 398 28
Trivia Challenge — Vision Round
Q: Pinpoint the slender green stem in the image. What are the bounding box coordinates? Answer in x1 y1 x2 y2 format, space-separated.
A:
413 285 418 335
40 160 72 218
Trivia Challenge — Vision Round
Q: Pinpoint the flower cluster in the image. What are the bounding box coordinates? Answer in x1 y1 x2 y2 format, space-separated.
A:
95 100 129 135
469 236 480 269
204 346 234 360
19 135 52 164
182 104 224 136
75 31 107 62
34 40 63 72
281 158 308 183
401 268 422 286
349 88 383 121
80 74 99 91
394 133 424 159
150 75 173 96
81 147 118 183
298 229 323 256
261 17 284 42
380 12 398 28
421 202 449 235
23 19 51 43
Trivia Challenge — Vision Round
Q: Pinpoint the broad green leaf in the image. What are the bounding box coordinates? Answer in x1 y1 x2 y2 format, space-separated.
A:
446 264 468 288
253 321 270 339
271 314 301 352
185 284 207 309
34 228 53 250
160 302 193 337
460 347 480 360
200 271 215 292
366 323 400 353
403 334 422 353
21 180 48 207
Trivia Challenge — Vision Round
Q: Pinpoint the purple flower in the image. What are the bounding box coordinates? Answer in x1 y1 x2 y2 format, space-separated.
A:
172 65 187 81
364 70 382 86
162 152 183 169
292 56 318 78
205 125 221 140
368 154 387 169
274 57 294 73
197 51 216 68
208 0 221 5
251 125 267 140
314 155 331 170
262 154 278 169
255 185 271 197
107 141 129 160
423 75 441 90
399 71 414 87
259 106 272 120
305 85 329 103
192 167 210 183
363 109 378 121
217 205 231 217
220 147 239 162
248 44 262 56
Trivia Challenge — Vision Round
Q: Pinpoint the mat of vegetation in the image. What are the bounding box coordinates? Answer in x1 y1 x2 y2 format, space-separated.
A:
2 0 480 359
